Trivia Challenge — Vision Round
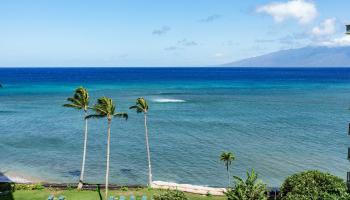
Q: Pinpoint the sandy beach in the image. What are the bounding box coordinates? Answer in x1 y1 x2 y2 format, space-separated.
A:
152 181 226 196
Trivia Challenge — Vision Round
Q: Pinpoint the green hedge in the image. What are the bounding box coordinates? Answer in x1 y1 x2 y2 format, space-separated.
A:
14 184 44 191
154 189 188 200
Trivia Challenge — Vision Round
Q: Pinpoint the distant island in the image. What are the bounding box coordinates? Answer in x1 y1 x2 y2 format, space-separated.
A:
222 46 350 67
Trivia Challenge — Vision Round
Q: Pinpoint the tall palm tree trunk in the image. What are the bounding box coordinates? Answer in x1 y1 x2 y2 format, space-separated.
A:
226 164 230 187
144 113 152 187
105 119 111 200
78 111 88 189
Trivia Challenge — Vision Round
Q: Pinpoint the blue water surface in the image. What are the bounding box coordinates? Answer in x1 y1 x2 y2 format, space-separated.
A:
0 67 349 187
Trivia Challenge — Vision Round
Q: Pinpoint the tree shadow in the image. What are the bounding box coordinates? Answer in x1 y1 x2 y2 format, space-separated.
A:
0 172 14 200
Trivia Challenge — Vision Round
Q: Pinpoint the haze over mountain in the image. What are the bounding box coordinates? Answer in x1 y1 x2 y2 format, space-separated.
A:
222 46 350 67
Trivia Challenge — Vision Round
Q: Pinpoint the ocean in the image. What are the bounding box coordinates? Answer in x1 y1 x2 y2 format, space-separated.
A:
0 67 349 187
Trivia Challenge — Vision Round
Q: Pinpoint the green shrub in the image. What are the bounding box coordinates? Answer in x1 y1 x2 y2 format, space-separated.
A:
225 169 267 200
154 189 188 200
14 183 44 190
280 170 350 200
206 191 212 197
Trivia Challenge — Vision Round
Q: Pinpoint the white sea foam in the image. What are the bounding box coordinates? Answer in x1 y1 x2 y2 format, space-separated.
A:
152 98 186 103
0 173 33 183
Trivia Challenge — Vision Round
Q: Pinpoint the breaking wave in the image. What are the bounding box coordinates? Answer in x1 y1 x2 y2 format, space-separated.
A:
152 98 186 103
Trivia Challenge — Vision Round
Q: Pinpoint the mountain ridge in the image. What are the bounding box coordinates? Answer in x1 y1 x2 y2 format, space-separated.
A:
222 46 350 67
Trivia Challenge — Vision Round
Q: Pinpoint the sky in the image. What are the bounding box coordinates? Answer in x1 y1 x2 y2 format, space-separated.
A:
0 0 349 67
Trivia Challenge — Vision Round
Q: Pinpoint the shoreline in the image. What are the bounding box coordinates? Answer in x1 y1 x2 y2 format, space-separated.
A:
0 171 41 184
0 171 226 196
0 172 282 197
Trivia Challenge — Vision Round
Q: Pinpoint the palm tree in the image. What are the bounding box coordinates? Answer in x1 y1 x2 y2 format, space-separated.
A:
220 151 235 187
63 87 90 189
86 97 128 199
129 97 153 187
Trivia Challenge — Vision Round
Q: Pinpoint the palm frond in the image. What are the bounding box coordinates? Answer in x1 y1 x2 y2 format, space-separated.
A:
97 97 111 107
66 97 82 107
113 112 128 120
111 104 116 114
92 105 108 115
75 87 89 104
85 114 106 119
233 176 244 183
130 97 148 113
137 97 149 111
129 105 144 113
89 96 128 121
129 105 138 109
63 103 81 109
64 87 89 111
220 152 235 162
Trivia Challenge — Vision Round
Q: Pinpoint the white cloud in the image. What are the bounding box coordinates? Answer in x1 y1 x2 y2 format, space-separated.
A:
256 0 317 24
312 18 336 36
319 35 350 47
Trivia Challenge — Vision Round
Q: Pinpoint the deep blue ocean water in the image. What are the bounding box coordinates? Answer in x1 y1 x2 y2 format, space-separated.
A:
0 67 350 187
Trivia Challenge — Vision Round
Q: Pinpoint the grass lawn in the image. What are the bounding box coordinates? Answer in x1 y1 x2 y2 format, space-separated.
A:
3 188 226 200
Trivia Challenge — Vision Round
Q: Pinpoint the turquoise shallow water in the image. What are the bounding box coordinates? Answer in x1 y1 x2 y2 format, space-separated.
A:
0 67 350 187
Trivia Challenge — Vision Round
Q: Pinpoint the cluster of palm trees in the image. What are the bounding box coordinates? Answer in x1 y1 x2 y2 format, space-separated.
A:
64 87 152 199
64 87 237 198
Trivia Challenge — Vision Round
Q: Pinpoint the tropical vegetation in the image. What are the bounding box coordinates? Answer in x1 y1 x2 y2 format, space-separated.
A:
129 97 153 187
154 189 189 200
225 169 267 200
280 170 350 200
86 97 128 200
220 152 235 187
63 87 90 189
